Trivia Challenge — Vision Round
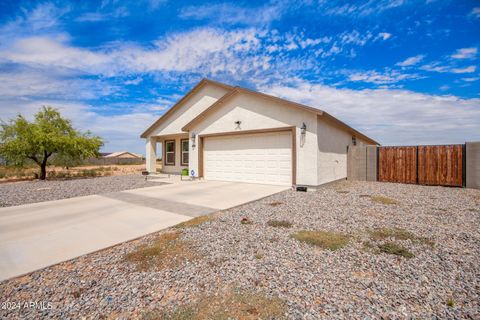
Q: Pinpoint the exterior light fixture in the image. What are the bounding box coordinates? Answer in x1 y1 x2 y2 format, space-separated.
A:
191 133 196 148
235 120 241 129
301 122 307 135
352 136 357 146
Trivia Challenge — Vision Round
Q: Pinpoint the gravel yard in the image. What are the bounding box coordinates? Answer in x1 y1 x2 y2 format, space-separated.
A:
1 181 479 319
0 175 160 207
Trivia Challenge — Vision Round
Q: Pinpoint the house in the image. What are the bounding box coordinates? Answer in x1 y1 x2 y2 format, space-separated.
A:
141 79 378 187
86 151 144 165
102 151 143 159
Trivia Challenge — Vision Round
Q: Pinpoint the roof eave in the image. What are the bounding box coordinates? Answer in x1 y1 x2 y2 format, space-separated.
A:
140 78 233 138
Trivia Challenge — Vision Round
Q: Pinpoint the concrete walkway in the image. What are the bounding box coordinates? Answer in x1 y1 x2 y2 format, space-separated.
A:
0 180 287 281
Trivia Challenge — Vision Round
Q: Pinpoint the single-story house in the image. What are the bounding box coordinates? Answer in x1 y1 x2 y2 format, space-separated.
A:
141 79 378 187
101 151 143 159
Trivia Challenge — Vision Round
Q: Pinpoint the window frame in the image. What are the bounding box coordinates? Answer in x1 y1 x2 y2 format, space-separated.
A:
164 140 176 166
180 139 189 166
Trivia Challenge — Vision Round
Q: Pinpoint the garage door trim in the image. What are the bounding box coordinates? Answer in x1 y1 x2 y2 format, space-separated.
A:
198 126 296 185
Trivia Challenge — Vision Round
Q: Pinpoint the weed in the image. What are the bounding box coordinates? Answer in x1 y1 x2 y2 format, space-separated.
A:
377 242 414 258
241 217 252 225
72 288 86 298
267 220 293 228
370 196 398 205
148 290 286 320
254 254 263 260
124 231 198 271
446 299 455 307
175 215 214 229
268 201 283 207
369 228 434 246
291 230 350 250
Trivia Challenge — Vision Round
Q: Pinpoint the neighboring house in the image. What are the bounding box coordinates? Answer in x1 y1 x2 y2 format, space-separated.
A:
87 151 144 165
102 151 143 159
141 79 378 187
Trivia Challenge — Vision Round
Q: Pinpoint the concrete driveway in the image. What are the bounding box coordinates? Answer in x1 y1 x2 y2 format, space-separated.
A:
0 180 287 281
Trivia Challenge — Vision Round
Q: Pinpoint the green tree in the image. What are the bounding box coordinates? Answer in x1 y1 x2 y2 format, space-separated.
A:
0 106 103 180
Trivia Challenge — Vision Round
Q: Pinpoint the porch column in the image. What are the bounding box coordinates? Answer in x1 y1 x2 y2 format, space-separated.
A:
145 137 157 173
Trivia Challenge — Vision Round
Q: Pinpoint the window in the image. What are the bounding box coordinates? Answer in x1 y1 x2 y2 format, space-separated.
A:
181 139 189 166
164 140 175 165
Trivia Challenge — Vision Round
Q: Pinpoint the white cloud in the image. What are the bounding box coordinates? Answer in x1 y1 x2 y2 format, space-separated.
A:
348 70 421 84
339 30 374 46
179 3 284 26
320 0 407 17
0 66 117 100
461 77 479 82
396 54 425 67
451 66 476 74
451 47 477 59
259 79 480 145
470 7 480 19
378 32 392 40
124 77 143 85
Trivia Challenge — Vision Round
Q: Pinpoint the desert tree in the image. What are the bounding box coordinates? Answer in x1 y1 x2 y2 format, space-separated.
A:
0 106 103 180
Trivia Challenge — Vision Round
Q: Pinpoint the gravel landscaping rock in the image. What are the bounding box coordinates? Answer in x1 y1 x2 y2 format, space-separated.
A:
1 181 479 319
0 175 160 207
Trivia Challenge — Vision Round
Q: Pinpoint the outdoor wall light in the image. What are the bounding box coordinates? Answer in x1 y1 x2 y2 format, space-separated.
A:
301 122 307 135
191 133 196 148
235 120 241 129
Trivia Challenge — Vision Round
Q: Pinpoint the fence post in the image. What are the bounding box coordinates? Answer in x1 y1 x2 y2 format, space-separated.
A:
466 141 480 189
366 145 377 181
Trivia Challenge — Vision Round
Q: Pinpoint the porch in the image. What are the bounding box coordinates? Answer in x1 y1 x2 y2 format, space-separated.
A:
146 134 189 174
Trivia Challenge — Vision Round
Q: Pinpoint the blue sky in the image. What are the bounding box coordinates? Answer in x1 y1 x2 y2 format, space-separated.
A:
0 0 479 154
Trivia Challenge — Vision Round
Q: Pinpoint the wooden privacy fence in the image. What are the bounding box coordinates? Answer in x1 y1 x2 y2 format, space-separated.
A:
348 142 479 188
378 144 465 187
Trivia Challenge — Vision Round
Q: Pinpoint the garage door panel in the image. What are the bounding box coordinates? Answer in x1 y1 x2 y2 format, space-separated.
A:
204 131 292 186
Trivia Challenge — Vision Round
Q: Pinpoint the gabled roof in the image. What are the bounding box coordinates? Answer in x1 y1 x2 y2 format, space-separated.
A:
140 78 233 138
104 151 142 158
181 82 379 145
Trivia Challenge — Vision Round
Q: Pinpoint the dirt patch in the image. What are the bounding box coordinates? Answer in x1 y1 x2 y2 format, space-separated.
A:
267 220 293 228
145 289 286 320
369 196 399 205
124 231 199 271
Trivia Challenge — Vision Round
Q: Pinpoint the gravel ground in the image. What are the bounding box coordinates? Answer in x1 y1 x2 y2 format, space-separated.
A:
0 175 160 207
1 181 479 319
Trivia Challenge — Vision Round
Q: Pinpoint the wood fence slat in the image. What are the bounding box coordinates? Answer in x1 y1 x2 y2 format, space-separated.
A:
379 144 463 187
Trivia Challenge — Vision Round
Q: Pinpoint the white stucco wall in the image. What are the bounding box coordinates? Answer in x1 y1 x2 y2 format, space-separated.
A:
316 117 369 185
145 84 230 174
149 85 230 137
188 93 319 186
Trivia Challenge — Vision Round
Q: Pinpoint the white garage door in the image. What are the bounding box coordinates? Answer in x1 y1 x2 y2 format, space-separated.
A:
204 131 292 186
